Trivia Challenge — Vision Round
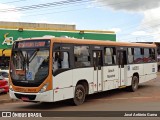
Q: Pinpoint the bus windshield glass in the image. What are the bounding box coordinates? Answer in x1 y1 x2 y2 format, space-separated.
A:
10 40 50 87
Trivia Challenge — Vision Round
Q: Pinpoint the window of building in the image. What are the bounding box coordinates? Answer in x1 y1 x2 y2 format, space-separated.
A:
134 48 143 63
104 47 116 65
128 48 134 64
74 46 91 67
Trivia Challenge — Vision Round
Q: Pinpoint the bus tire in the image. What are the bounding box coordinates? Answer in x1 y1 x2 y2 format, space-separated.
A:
128 75 139 92
73 84 86 106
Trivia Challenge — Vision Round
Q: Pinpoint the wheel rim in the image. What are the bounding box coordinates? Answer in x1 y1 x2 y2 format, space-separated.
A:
75 89 84 101
132 77 138 89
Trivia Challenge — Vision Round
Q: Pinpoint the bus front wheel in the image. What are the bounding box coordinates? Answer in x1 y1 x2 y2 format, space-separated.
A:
73 84 86 106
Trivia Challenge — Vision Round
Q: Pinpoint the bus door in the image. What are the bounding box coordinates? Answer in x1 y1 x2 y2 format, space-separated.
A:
118 50 127 86
93 51 103 92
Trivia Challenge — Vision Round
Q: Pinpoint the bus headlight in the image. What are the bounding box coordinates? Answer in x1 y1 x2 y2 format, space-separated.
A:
9 85 13 91
39 83 48 93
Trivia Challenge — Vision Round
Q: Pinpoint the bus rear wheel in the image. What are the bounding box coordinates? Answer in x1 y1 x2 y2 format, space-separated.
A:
128 75 139 92
73 84 86 106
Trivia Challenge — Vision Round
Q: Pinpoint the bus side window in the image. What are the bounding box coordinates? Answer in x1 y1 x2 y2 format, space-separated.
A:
53 52 69 72
150 48 156 62
104 47 116 65
144 48 150 63
61 52 69 68
128 48 134 64
74 46 91 67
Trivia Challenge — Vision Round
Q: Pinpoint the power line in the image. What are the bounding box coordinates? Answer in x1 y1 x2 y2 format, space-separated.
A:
117 31 160 41
21 1 92 17
24 0 144 28
0 0 89 12
1 0 28 4
0 0 138 13
15 0 160 35
118 22 160 37
18 0 135 17
1 0 159 31
20 0 91 13
1 0 160 42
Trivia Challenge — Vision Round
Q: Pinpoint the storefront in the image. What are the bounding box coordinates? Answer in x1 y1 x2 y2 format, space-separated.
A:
0 22 116 69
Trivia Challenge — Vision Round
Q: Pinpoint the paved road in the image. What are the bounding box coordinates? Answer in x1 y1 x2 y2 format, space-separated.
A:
0 93 10 100
1 75 160 120
2 76 160 111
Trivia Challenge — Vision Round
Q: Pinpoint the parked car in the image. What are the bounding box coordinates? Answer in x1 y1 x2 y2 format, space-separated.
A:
0 70 9 82
0 76 9 94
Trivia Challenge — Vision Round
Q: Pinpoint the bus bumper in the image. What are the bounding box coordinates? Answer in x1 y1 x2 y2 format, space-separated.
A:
9 90 54 102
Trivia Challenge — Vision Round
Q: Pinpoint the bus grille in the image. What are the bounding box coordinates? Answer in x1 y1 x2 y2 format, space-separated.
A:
14 93 36 100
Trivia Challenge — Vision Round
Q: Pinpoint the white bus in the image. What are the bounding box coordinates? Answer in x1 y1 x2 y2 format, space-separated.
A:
9 37 157 105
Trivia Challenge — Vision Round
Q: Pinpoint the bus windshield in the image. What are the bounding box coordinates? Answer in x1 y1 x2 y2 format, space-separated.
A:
10 40 50 87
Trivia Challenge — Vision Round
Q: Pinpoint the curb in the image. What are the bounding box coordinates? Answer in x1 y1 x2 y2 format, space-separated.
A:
0 99 20 104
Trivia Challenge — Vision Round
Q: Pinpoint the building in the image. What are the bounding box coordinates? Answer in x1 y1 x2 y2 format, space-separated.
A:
0 21 116 69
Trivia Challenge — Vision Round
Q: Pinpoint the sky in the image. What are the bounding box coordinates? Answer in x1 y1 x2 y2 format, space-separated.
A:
0 0 160 42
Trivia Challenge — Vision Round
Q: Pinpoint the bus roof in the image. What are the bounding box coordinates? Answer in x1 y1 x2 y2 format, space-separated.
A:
16 37 156 48
53 38 156 48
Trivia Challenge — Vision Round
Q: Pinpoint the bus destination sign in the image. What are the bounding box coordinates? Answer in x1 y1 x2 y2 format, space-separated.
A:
17 41 46 48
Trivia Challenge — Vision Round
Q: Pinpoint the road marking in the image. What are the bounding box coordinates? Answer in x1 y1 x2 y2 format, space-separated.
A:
93 96 160 101
132 96 153 99
110 98 129 100
4 96 160 105
155 96 160 98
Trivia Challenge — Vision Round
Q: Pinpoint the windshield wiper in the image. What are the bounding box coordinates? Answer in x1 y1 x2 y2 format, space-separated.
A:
25 53 29 70
29 48 39 63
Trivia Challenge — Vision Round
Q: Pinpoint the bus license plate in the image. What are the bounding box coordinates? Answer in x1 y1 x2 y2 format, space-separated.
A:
21 97 29 101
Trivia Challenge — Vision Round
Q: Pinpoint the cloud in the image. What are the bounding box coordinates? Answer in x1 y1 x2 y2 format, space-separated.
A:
95 0 160 12
0 3 22 21
109 28 121 33
96 0 160 41
139 7 160 41
141 7 160 31
131 31 148 36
